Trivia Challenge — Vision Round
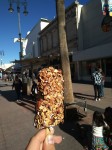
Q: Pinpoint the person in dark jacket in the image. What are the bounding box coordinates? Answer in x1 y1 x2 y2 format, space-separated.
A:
31 80 38 101
12 75 23 103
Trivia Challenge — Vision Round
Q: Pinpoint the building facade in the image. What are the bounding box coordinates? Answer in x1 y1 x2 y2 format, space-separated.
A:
39 2 82 78
39 0 112 83
23 0 112 84
74 0 112 83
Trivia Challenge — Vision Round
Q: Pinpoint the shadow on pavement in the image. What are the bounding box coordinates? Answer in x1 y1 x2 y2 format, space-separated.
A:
19 97 36 113
1 90 36 113
18 101 36 114
73 92 105 112
1 88 93 148
59 108 92 149
1 90 16 101
74 92 94 101
15 94 36 113
0 84 12 87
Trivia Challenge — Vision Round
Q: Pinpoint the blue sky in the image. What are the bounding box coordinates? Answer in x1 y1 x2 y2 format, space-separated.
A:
0 0 89 65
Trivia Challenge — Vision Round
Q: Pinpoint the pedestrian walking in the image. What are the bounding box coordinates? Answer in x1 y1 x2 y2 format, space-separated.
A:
92 111 109 150
31 80 38 101
91 67 102 101
4 73 7 81
12 75 23 103
99 68 105 98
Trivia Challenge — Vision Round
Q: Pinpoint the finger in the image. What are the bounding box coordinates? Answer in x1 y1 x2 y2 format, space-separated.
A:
34 129 46 143
43 135 62 150
48 127 62 143
53 135 62 144
43 134 55 150
26 129 46 150
45 135 62 144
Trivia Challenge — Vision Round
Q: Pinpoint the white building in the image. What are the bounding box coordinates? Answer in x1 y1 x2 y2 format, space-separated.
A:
24 18 50 59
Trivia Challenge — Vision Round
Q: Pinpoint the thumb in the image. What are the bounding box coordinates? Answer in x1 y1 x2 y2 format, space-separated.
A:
43 134 55 150
45 134 54 144
43 134 62 150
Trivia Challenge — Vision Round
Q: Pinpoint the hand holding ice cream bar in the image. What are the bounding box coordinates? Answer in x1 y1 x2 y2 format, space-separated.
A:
34 67 64 149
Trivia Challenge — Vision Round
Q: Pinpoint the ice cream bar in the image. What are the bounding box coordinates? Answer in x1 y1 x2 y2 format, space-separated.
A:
34 67 64 129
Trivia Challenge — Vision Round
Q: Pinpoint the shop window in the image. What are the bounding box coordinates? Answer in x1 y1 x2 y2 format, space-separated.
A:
105 58 112 77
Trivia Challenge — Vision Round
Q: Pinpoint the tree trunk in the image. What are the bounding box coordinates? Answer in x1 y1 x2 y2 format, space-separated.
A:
55 0 74 103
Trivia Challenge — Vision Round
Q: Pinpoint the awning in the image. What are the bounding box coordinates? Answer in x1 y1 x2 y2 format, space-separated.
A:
73 42 112 61
11 52 73 67
11 56 49 65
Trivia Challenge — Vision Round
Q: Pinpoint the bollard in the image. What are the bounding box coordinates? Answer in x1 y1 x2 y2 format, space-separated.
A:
84 100 87 114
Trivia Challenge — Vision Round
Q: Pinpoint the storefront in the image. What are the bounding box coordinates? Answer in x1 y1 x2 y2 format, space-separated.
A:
74 57 112 84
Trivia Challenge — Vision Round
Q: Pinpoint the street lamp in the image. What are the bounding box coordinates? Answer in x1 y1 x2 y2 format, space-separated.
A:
8 0 28 80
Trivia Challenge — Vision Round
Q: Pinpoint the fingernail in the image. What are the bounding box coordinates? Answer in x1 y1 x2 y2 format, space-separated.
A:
46 135 54 144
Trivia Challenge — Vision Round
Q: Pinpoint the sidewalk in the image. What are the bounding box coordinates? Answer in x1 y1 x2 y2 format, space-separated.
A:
0 80 111 150
72 83 112 113
1 80 111 112
0 81 84 150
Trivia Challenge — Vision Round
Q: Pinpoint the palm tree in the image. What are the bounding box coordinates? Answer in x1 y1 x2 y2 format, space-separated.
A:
55 0 74 103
